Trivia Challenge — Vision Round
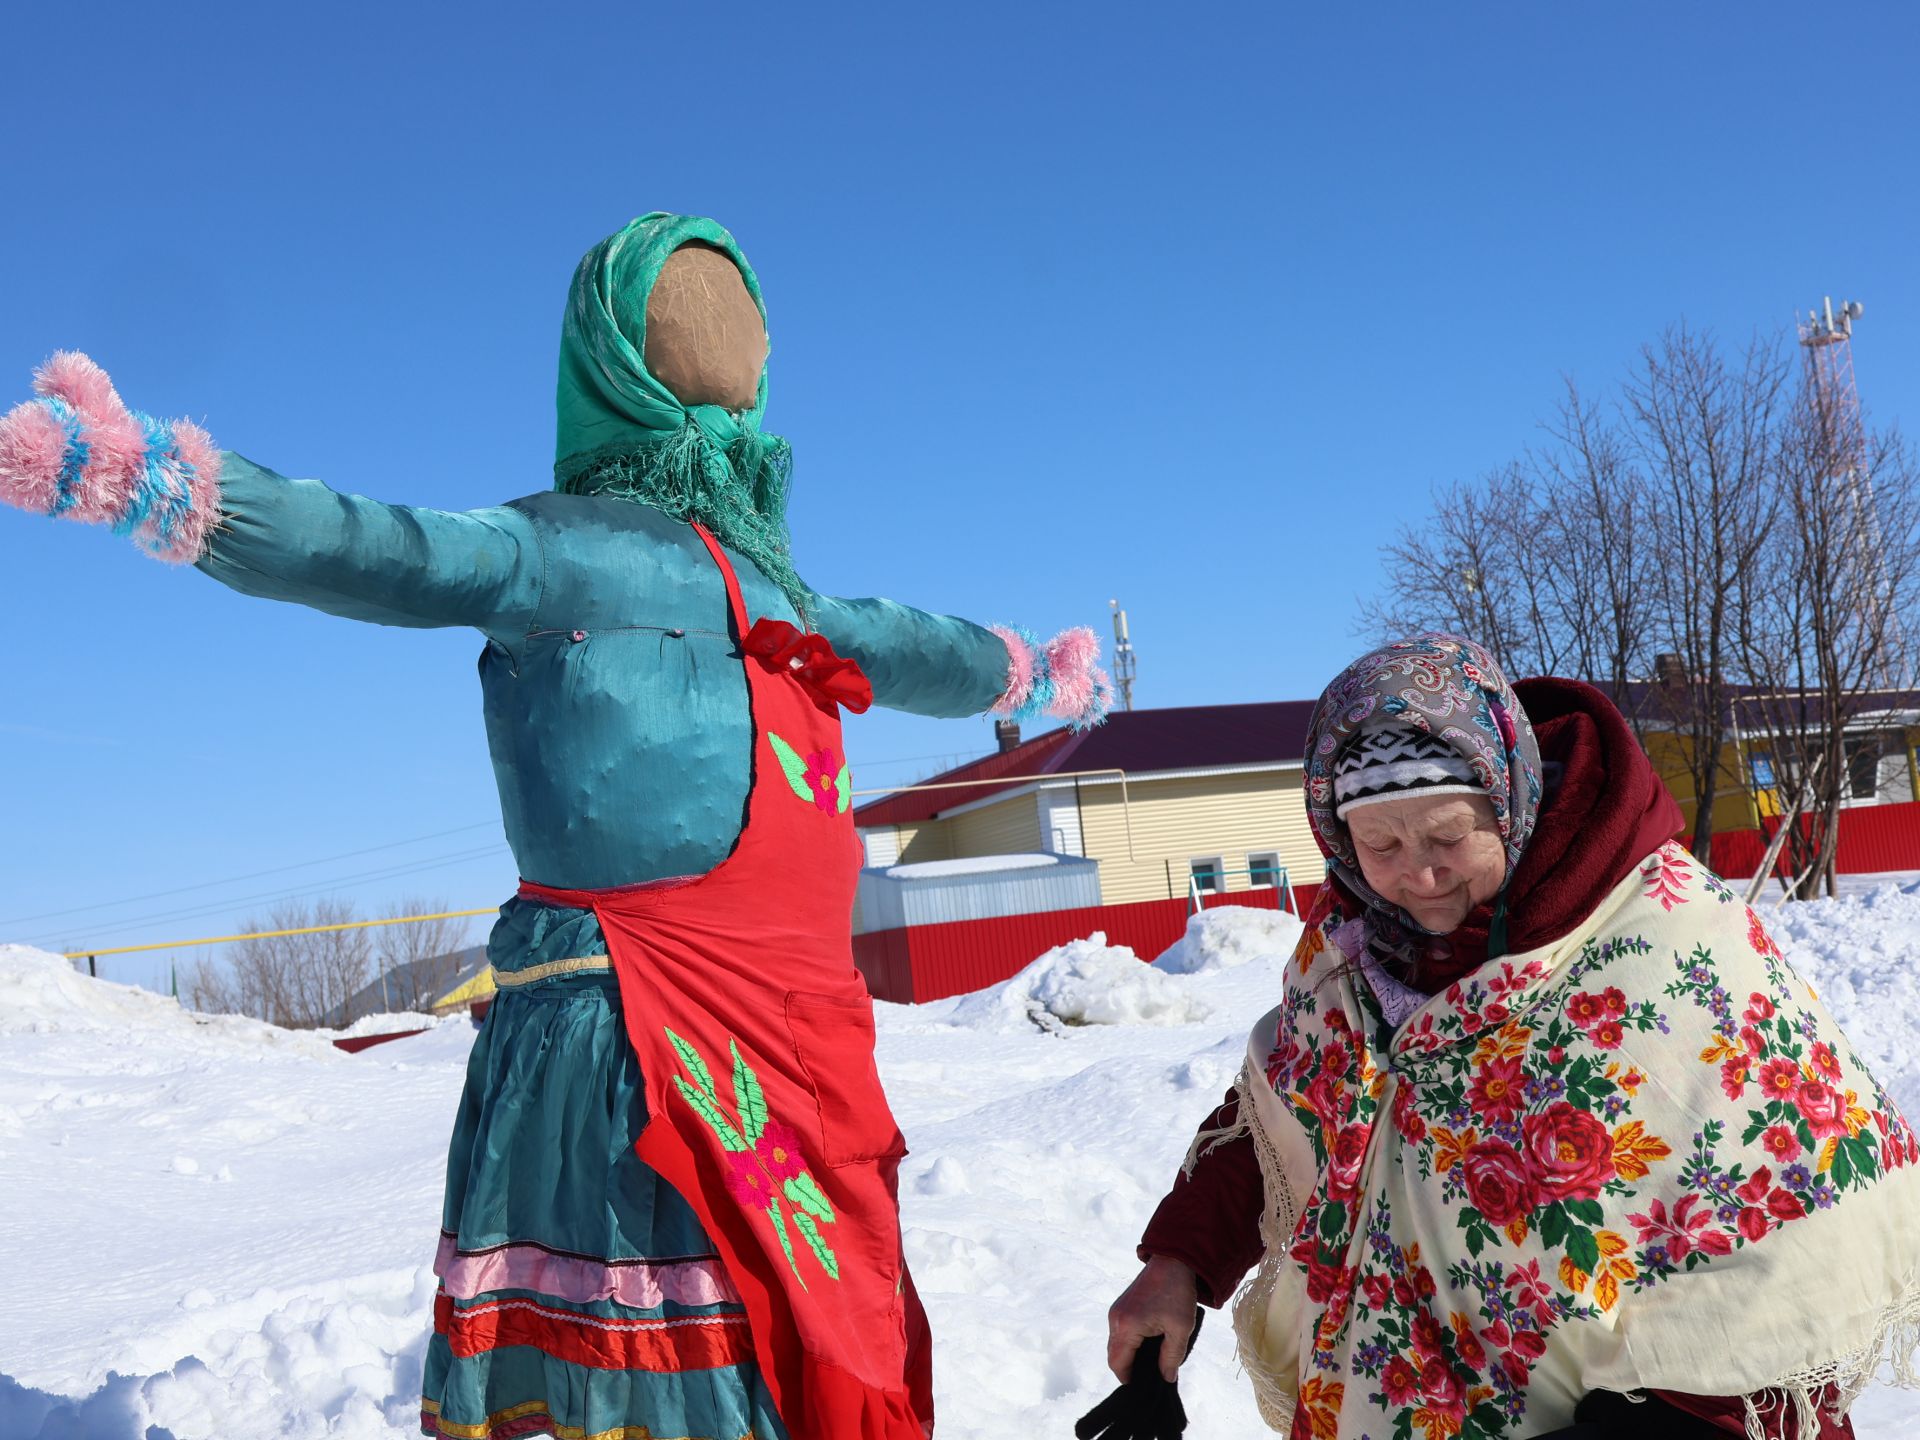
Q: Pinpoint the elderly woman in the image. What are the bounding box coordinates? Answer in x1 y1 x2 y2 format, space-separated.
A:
1107 636 1920 1439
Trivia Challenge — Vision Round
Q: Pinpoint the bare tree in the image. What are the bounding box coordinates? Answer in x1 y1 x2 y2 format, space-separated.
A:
1734 395 1920 901
1621 327 1788 859
1530 380 1657 732
181 897 372 1028
371 897 472 1013
1361 464 1555 678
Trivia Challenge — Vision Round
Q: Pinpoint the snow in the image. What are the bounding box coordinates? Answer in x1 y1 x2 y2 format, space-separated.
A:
883 854 1061 879
948 931 1213 1030
319 1010 449 1040
1152 903 1305 976
3 890 1919 1439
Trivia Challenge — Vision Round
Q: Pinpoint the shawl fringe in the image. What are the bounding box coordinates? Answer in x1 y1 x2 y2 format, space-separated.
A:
1740 1276 1920 1440
1219 1059 1301 1432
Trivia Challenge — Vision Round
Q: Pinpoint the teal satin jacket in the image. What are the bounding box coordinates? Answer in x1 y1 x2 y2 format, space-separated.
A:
197 455 1009 889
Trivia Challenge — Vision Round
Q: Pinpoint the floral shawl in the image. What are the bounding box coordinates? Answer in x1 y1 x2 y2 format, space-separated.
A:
1231 843 1920 1439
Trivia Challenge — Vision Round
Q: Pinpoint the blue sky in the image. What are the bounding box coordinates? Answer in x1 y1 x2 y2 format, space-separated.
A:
4 4 1918 987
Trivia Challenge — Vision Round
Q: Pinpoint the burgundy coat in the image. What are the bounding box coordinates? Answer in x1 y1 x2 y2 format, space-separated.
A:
1139 678 1851 1439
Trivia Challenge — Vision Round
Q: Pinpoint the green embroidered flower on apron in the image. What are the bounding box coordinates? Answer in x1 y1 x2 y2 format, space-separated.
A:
665 1027 841 1285
769 732 850 815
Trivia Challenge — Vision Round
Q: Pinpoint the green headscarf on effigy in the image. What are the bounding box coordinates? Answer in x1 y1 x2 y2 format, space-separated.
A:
554 213 805 611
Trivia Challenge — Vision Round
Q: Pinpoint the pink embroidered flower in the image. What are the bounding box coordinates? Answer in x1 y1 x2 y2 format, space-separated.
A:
1382 1355 1421 1407
1362 1273 1392 1310
723 1151 774 1207
1738 1024 1766 1058
1767 1188 1807 1223
1737 1207 1771 1242
1521 1102 1616 1203
1565 992 1607 1029
1721 1054 1752 1100
1450 1313 1487 1369
1304 1256 1351 1305
1319 1036 1355 1078
1590 1019 1625 1050
1757 1058 1801 1102
1461 1139 1536 1226
802 749 840 813
755 1120 807 1182
1811 1041 1843 1082
1795 1079 1850 1141
1410 1312 1446 1361
1467 1056 1526 1122
1762 1125 1803 1163
1325 1124 1370 1200
1598 986 1628 1017
1393 1080 1427 1144
1744 991 1777 1023
1303 1072 1352 1128
1747 907 1780 959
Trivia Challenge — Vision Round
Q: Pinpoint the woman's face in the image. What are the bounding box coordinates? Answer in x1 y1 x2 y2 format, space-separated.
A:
1347 793 1506 934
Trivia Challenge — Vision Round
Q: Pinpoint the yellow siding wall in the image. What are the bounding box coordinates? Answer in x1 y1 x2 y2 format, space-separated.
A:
1075 769 1323 906
946 793 1042 858
1641 731 1755 837
891 822 953 864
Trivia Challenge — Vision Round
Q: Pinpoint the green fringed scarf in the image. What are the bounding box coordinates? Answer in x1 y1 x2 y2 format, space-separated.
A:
554 213 806 612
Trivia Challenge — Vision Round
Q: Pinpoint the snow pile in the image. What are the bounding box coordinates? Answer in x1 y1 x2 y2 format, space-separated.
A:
0 944 337 1058
1153 904 1304 975
321 1009 448 1040
949 932 1212 1030
4 883 1920 1438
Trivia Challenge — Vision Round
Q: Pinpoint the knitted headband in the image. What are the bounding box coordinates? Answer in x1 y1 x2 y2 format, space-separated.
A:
1334 722 1488 818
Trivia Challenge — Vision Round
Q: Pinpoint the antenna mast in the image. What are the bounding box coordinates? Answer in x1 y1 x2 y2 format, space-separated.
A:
1109 600 1137 712
1797 296 1905 684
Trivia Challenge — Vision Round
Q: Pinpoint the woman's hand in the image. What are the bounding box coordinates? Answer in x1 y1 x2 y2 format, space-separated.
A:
1107 1255 1201 1382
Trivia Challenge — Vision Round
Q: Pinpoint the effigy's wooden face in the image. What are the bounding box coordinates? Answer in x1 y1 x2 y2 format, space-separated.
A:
644 243 767 411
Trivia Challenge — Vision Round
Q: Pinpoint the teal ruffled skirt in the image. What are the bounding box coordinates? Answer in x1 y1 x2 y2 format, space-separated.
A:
422 899 787 1440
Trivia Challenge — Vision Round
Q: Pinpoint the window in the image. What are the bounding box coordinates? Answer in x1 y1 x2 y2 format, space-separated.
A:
1847 738 1882 801
1748 751 1776 790
1247 852 1283 889
1189 857 1225 895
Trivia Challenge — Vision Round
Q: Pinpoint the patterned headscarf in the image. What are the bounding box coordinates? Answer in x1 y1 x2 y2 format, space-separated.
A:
1304 634 1542 932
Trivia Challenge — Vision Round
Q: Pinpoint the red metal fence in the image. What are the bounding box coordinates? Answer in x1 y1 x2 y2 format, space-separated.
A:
853 884 1319 1004
1707 798 1920 880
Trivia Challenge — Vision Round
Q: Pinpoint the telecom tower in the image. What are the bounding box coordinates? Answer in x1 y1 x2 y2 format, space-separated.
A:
1109 600 1138 711
1798 296 1907 686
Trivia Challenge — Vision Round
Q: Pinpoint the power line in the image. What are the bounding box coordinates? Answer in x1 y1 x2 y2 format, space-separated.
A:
0 819 503 929
24 843 512 951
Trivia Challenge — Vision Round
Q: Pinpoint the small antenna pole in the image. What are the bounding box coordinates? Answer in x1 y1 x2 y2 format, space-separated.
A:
1109 600 1138 712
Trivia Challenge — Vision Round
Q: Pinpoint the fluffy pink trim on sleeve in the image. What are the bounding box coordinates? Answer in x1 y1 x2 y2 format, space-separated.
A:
0 352 224 563
35 350 126 418
989 624 1038 717
0 399 71 513
153 420 224 563
73 407 148 526
1043 626 1116 728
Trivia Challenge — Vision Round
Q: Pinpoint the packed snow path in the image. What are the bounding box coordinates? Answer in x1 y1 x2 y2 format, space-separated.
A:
2 895 1917 1439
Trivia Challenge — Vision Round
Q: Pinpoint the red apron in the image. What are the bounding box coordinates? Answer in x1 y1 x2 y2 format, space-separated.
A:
520 524 935 1440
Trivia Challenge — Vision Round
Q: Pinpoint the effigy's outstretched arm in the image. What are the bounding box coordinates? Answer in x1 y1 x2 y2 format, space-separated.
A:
0 353 540 635
809 592 1113 731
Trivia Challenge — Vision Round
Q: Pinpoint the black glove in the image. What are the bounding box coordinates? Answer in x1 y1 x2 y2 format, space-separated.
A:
1075 1307 1205 1440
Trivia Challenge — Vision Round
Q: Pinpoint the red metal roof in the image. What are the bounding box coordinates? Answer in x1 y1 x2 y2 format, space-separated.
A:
853 700 1317 827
